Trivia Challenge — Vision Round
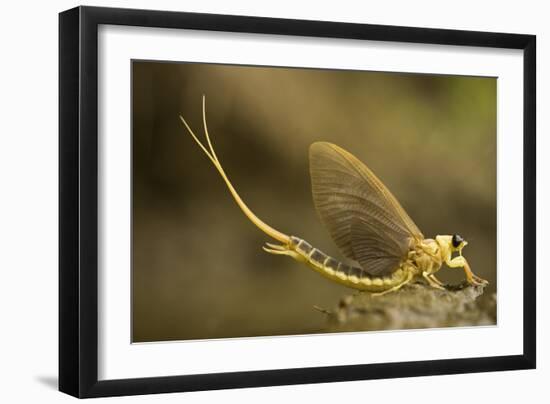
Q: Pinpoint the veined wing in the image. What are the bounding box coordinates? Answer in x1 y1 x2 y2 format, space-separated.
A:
309 142 423 276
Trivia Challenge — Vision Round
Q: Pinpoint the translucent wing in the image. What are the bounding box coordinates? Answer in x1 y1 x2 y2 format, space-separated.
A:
309 142 423 276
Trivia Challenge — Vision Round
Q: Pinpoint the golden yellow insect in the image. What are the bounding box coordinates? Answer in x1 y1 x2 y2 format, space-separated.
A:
180 96 488 296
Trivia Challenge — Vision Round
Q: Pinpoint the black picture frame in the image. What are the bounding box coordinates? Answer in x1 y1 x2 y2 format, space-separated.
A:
59 5 536 398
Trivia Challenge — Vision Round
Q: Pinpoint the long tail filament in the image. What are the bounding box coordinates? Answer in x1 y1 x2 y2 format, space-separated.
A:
179 96 290 245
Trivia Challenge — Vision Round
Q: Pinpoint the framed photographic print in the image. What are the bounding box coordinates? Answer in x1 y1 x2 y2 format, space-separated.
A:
59 6 536 398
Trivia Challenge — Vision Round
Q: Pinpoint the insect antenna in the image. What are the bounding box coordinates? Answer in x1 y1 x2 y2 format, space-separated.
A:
179 96 290 245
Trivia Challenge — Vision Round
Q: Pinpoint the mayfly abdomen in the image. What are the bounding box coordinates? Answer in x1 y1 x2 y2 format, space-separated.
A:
289 236 403 291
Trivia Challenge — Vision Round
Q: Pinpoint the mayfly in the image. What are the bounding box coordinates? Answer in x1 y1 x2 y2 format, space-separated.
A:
179 96 488 296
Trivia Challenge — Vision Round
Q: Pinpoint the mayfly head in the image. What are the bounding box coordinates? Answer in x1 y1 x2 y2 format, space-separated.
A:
451 234 468 255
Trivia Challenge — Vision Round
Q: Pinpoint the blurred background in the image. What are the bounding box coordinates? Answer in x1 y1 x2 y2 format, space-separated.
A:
132 61 496 342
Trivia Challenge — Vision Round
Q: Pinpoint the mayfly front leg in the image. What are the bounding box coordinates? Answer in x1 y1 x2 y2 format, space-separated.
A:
446 255 488 286
463 259 488 286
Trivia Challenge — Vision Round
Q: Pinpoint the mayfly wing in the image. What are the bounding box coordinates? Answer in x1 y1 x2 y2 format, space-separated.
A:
309 142 424 276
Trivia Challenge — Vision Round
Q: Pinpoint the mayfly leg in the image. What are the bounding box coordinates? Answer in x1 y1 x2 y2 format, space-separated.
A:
428 274 445 286
463 259 488 286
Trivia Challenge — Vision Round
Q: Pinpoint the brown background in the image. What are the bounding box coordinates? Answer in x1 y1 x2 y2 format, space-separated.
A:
132 61 496 342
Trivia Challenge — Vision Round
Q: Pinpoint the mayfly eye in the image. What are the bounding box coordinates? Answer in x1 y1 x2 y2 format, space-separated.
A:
452 234 464 248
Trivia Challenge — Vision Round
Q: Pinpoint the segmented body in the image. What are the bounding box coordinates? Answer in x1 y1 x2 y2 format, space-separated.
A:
289 236 413 292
